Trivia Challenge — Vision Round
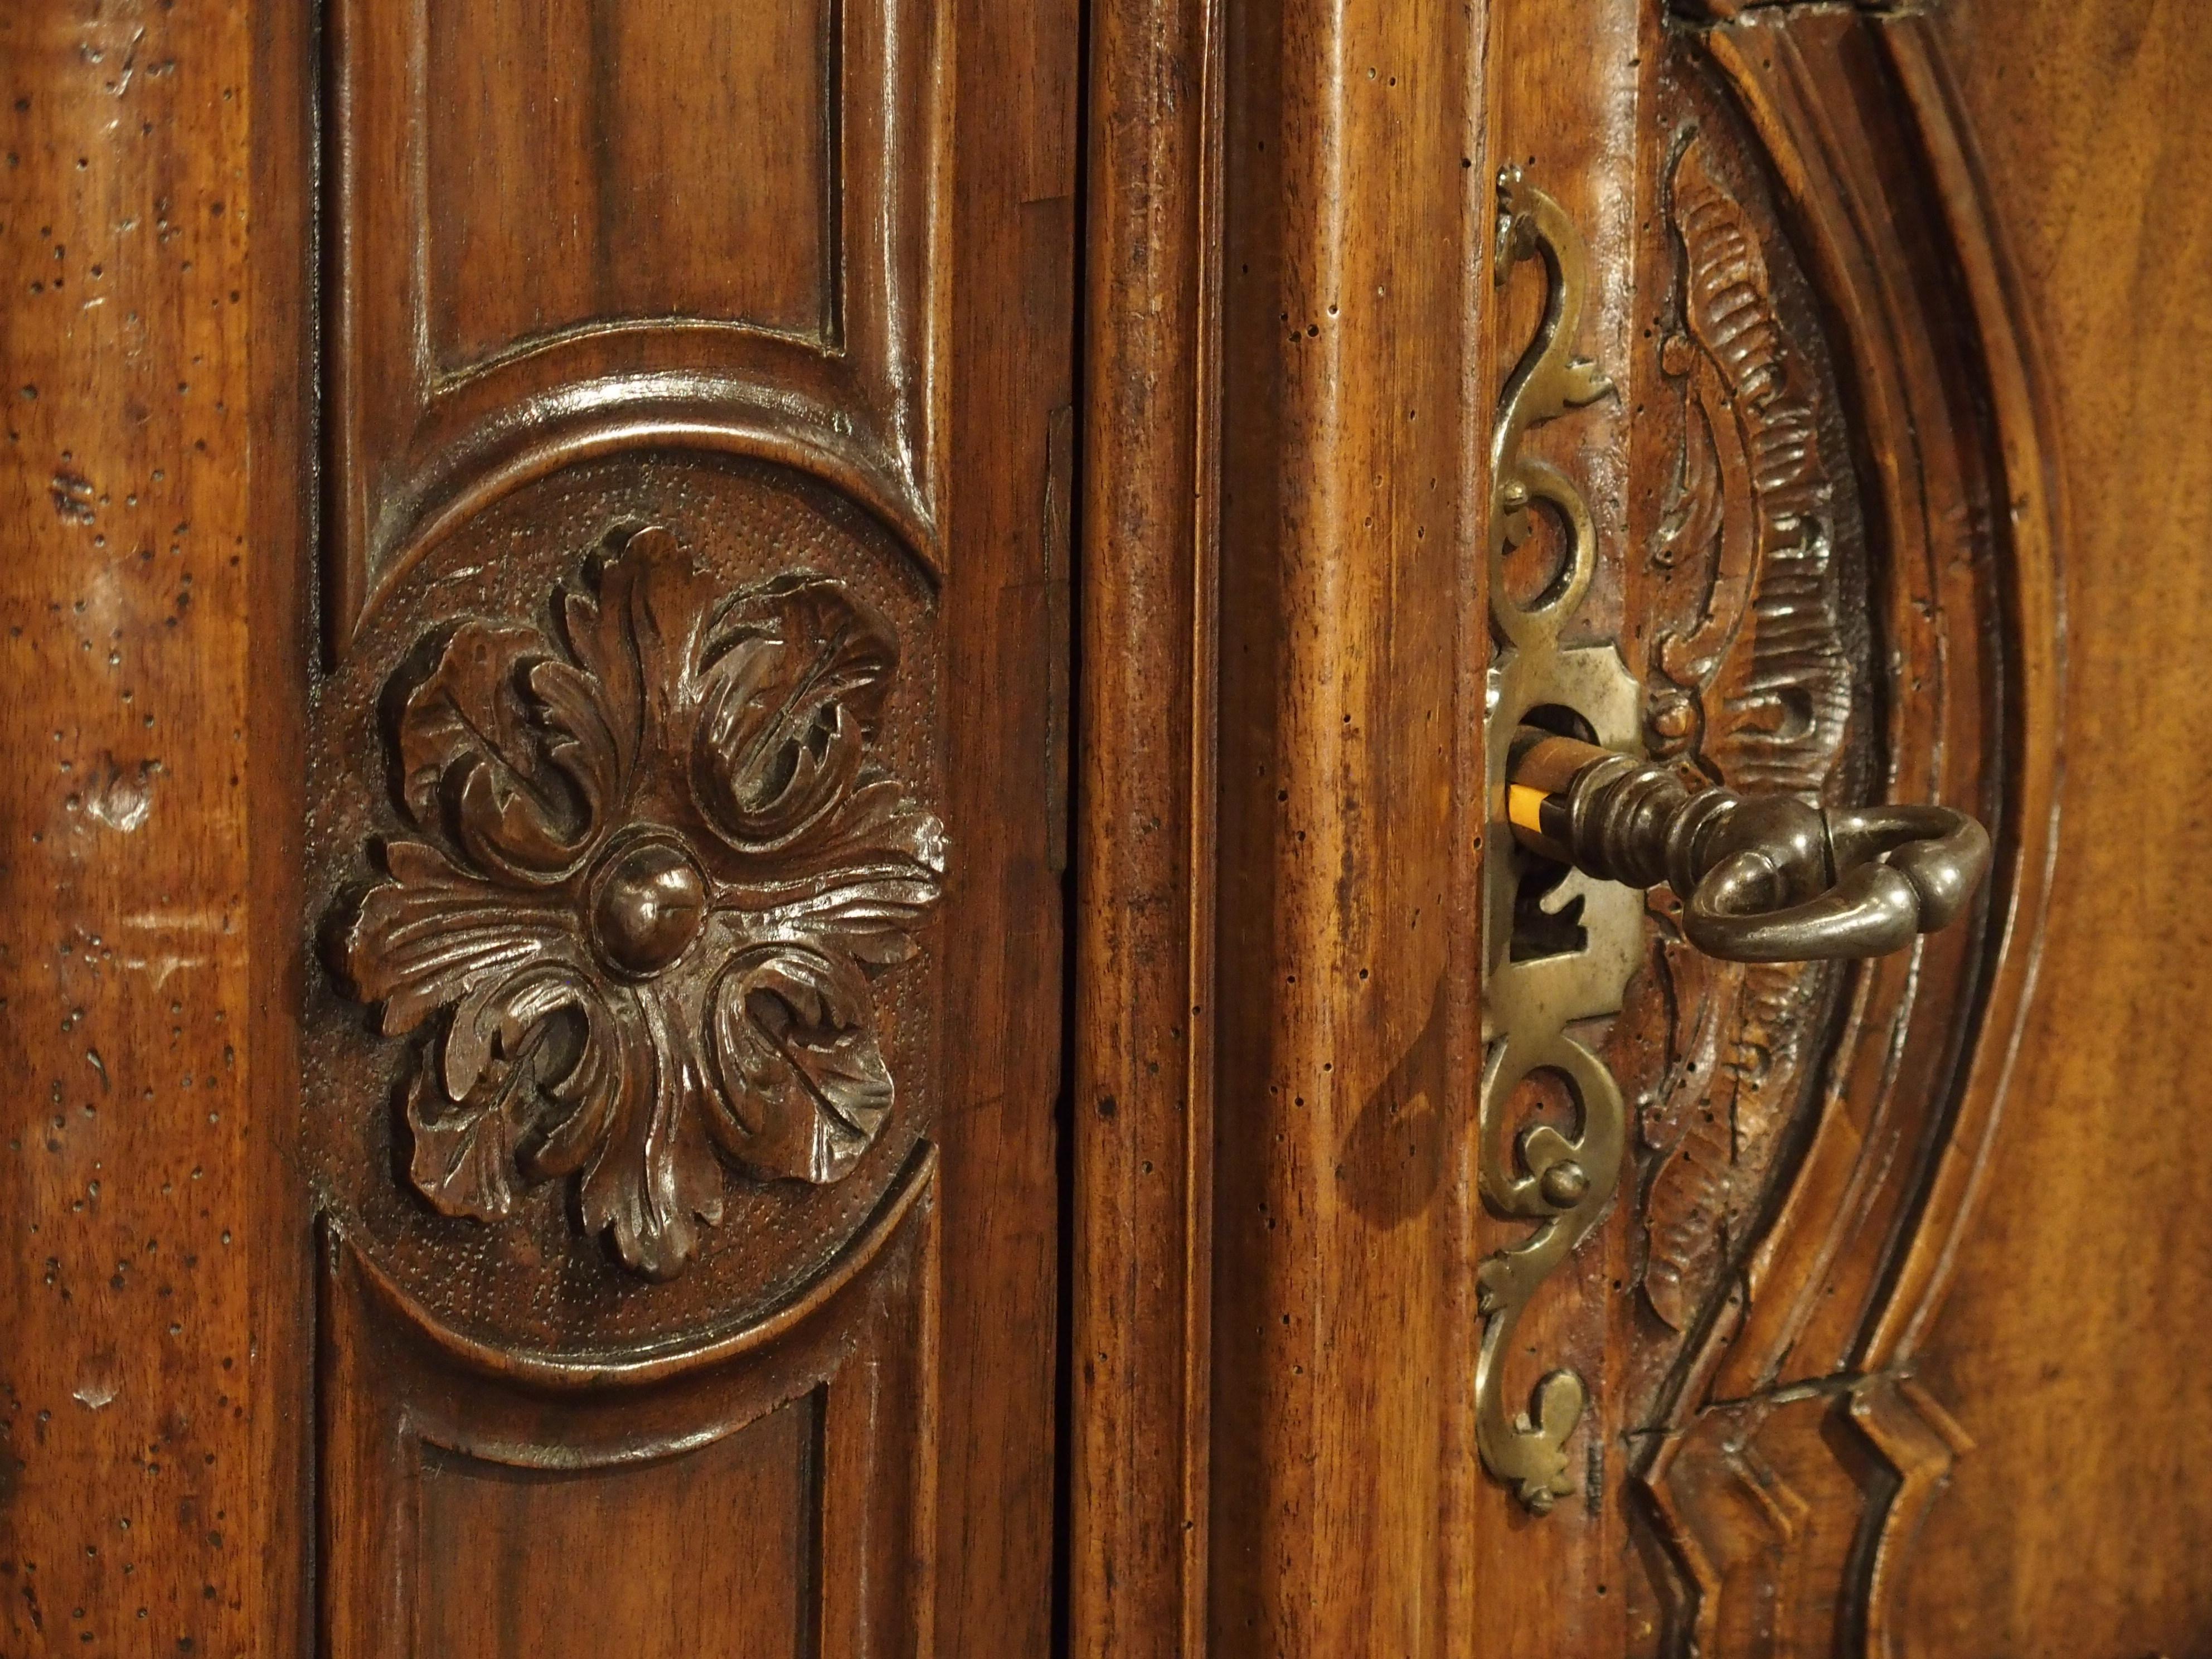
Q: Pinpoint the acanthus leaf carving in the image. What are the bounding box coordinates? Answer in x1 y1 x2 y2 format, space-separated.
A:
334 524 944 1280
1631 136 1866 1339
1648 137 1854 792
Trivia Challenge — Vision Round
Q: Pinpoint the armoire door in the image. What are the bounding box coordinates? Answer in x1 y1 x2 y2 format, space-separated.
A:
1105 0 2211 1656
2 1 1077 1654
1114 0 2212 1655
9 0 2212 1656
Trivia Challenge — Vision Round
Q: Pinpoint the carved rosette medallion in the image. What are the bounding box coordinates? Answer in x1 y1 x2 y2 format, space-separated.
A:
331 522 944 1281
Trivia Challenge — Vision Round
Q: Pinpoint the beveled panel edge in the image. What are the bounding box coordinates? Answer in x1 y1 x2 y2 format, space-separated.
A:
1688 11 2060 1395
1620 11 2066 1651
422 308 836 405
320 1158 939 1659
322 0 951 654
329 1139 937 1391
1860 14 2067 1370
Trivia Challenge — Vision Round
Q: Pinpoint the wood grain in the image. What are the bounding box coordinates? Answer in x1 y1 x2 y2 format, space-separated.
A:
326 0 952 638
313 0 1078 1645
423 0 836 366
1470 4 1646 1651
1893 3 2212 1652
1441 6 2053 1651
1072 0 1221 1650
413 1403 820 1659
4 0 1076 1650
1208 0 1485 1647
926 0 1080 1649
7 0 2211 1652
0 0 313 1653
1611 13 2053 1651
321 1175 940 1659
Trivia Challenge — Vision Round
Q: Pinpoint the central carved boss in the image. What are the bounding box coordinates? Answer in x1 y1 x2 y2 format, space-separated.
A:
334 525 944 1280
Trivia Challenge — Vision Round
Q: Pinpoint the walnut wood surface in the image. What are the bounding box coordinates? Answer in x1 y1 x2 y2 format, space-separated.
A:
1617 16 2033 1652
321 1160 940 1659
7 0 2212 1655
1209 0 1486 1647
0 4 314 1655
2 0 1075 1652
325 0 953 636
1191 1 2132 1653
1071 0 1222 1651
1896 3 2212 1652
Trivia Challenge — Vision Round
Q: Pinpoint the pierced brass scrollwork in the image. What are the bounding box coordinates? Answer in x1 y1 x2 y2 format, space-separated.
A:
1476 170 1642 1513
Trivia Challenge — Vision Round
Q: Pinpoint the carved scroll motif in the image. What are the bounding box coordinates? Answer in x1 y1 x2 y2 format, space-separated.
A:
331 525 945 1281
1632 138 1864 1338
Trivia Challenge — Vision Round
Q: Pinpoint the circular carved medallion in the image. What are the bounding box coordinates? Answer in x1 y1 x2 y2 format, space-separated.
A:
306 452 942 1354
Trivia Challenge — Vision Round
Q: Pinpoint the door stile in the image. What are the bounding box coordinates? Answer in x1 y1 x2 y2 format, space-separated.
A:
1207 0 1490 1647
0 5 318 1654
1072 0 1226 1651
248 0 319 1650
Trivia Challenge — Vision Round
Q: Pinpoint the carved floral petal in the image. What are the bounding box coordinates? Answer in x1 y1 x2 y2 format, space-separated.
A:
734 778 946 966
550 525 723 801
396 622 594 881
407 1037 554 1229
406 957 624 1224
340 838 579 1037
705 944 896 1183
522 981 725 1280
347 849 608 1224
406 1063 527 1221
691 574 899 852
334 527 941 1280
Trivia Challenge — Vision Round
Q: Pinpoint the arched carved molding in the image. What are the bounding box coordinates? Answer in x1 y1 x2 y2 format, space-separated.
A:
1847 1371 1977 1656
1616 124 1875 1382
1858 18 2067 1375
1634 1375 1971 1658
332 1143 939 1389
360 401 954 648
300 1 1070 1650
1617 8 2063 1652
324 0 952 648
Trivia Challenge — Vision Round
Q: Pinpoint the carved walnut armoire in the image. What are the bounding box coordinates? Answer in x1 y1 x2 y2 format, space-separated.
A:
4 0 2209 1654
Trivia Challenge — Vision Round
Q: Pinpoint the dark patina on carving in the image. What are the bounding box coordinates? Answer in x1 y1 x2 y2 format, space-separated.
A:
1626 134 1870 1339
332 523 945 1280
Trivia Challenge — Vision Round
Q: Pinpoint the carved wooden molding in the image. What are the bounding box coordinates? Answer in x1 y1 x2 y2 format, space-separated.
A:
306 452 943 1362
298 0 1063 1645
325 0 950 646
1626 129 1869 1358
1609 13 2064 1651
319 1148 940 1658
1646 138 1856 792
330 524 943 1280
1636 1371 1972 1656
